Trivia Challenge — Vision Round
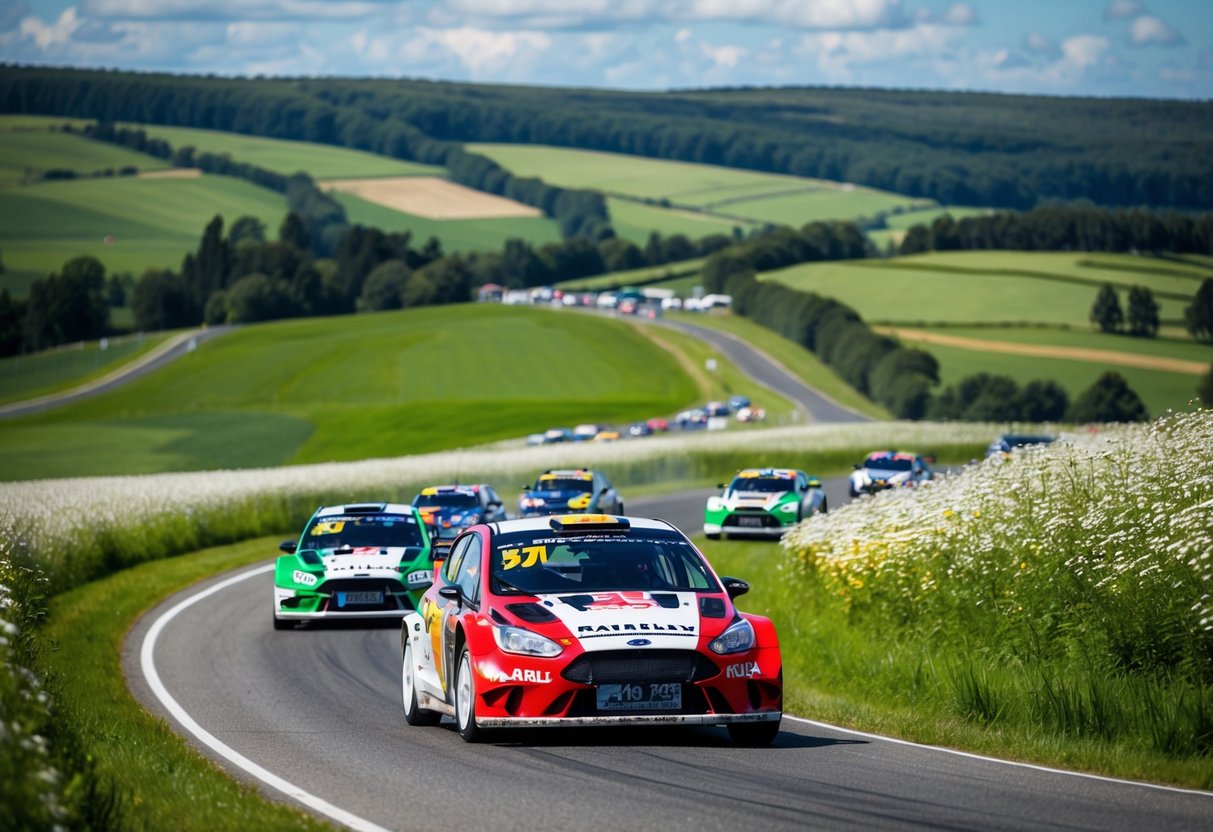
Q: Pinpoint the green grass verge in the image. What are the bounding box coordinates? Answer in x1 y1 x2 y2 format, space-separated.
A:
0 332 173 405
765 251 1198 328
131 123 442 179
0 304 701 480
666 311 893 420
37 536 334 831
555 257 705 291
332 191 562 253
702 534 1213 789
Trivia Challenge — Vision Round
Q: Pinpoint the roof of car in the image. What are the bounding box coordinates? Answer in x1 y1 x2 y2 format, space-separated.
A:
489 514 677 535
416 485 481 496
315 502 414 516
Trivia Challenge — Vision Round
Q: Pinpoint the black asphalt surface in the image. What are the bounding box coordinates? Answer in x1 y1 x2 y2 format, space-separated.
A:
653 317 870 424
0 325 233 420
125 480 1213 832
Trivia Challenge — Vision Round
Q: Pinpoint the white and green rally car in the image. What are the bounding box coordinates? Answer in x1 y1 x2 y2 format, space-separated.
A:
272 502 433 629
703 468 827 540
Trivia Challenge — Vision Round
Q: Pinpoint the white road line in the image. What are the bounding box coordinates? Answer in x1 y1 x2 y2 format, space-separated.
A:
139 563 393 832
783 715 1213 797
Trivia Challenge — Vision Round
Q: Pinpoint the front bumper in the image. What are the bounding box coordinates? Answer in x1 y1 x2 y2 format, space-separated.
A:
704 509 793 538
477 712 781 729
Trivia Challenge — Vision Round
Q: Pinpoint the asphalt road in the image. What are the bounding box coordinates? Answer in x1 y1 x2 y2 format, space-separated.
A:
652 317 870 424
0 325 233 420
126 480 1213 832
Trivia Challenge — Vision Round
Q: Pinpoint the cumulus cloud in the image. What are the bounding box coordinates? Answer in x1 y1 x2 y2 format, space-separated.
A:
795 22 965 83
700 41 746 68
1128 14 1183 47
82 0 390 22
1022 31 1061 60
1103 0 1144 20
20 7 82 48
414 26 552 77
915 3 980 27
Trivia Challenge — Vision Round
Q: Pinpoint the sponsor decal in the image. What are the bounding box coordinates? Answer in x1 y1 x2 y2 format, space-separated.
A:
490 668 552 684
578 623 694 634
292 569 318 586
405 570 431 588
725 661 761 679
501 545 549 570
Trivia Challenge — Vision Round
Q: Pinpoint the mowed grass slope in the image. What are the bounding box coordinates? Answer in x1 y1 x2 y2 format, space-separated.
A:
0 174 290 294
0 123 171 187
0 304 699 480
470 143 939 237
765 251 1199 326
0 332 172 406
134 123 443 179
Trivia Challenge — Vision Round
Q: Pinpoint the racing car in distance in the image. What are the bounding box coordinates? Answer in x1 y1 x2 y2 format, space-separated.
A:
518 468 624 517
985 433 1056 459
849 451 934 498
272 502 433 629
412 484 507 540
704 468 827 540
400 514 782 745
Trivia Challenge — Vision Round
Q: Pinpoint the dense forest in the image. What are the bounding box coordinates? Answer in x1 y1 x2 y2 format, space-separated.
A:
1 65 1210 213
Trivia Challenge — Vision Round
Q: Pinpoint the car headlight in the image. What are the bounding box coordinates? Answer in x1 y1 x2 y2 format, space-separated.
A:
778 502 798 513
706 496 723 511
709 618 755 654
493 625 563 657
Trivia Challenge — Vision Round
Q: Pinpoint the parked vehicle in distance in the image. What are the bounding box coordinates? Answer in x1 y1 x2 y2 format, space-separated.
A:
272 502 432 629
400 514 783 744
985 434 1056 458
849 451 934 497
704 468 826 540
518 469 625 517
412 484 507 540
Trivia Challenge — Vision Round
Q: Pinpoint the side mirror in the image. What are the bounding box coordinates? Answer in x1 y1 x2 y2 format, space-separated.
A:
438 585 462 603
852 463 861 470
716 483 725 489
720 576 750 599
279 540 297 554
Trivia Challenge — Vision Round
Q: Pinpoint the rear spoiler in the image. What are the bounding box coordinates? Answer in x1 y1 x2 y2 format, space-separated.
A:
431 539 455 561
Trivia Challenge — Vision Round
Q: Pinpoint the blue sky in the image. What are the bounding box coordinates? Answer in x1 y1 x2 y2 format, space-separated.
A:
1 1 1209 99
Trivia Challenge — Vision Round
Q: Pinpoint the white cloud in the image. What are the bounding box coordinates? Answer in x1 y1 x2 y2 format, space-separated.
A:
20 7 82 48
674 27 692 43
916 3 980 27
1059 34 1111 71
1103 0 1144 20
82 0 389 22
416 26 552 76
796 22 964 82
700 41 746 68
1023 31 1061 60
1128 14 1183 47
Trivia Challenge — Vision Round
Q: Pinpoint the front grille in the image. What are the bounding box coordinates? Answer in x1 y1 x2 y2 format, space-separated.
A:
722 511 780 529
319 578 409 612
562 649 718 684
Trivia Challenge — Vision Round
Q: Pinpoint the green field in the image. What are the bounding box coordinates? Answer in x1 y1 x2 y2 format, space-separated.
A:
333 192 562 253
0 174 291 291
0 332 172 406
606 197 757 243
0 123 171 187
765 251 1199 327
471 143 937 234
0 304 700 480
555 257 705 291
134 123 443 179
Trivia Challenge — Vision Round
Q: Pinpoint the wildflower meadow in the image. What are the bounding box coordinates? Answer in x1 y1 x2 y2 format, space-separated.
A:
782 409 1213 763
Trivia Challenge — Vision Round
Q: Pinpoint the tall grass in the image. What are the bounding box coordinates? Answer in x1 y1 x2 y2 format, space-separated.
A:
781 409 1213 772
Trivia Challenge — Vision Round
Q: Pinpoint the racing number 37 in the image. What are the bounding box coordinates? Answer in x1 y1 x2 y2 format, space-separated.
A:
501 545 548 570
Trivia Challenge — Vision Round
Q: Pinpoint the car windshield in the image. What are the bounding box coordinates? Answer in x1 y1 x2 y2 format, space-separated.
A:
867 457 913 471
414 493 479 508
535 478 593 493
730 477 793 493
490 529 718 595
303 514 424 549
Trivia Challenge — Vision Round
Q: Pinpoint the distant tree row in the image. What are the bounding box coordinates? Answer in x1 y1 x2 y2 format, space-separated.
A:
899 204 1213 256
2 67 1208 221
1089 284 1161 337
928 371 1147 423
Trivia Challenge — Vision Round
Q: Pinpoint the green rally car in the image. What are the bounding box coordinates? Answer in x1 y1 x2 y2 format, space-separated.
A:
703 468 827 540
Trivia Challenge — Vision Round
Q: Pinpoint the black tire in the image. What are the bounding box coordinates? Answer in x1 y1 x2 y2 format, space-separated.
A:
272 611 292 631
402 641 441 726
454 645 486 742
848 486 859 499
727 719 781 747
705 532 720 540
616 502 625 515
821 498 828 514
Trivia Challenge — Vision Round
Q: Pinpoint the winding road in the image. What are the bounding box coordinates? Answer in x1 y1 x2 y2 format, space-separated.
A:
126 479 1212 832
108 309 1209 830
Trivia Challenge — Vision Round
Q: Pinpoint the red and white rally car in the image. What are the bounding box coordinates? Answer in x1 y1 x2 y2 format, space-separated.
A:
400 514 782 745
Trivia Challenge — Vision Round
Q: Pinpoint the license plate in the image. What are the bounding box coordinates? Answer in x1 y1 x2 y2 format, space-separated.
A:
338 591 382 606
596 683 682 711
737 516 764 528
